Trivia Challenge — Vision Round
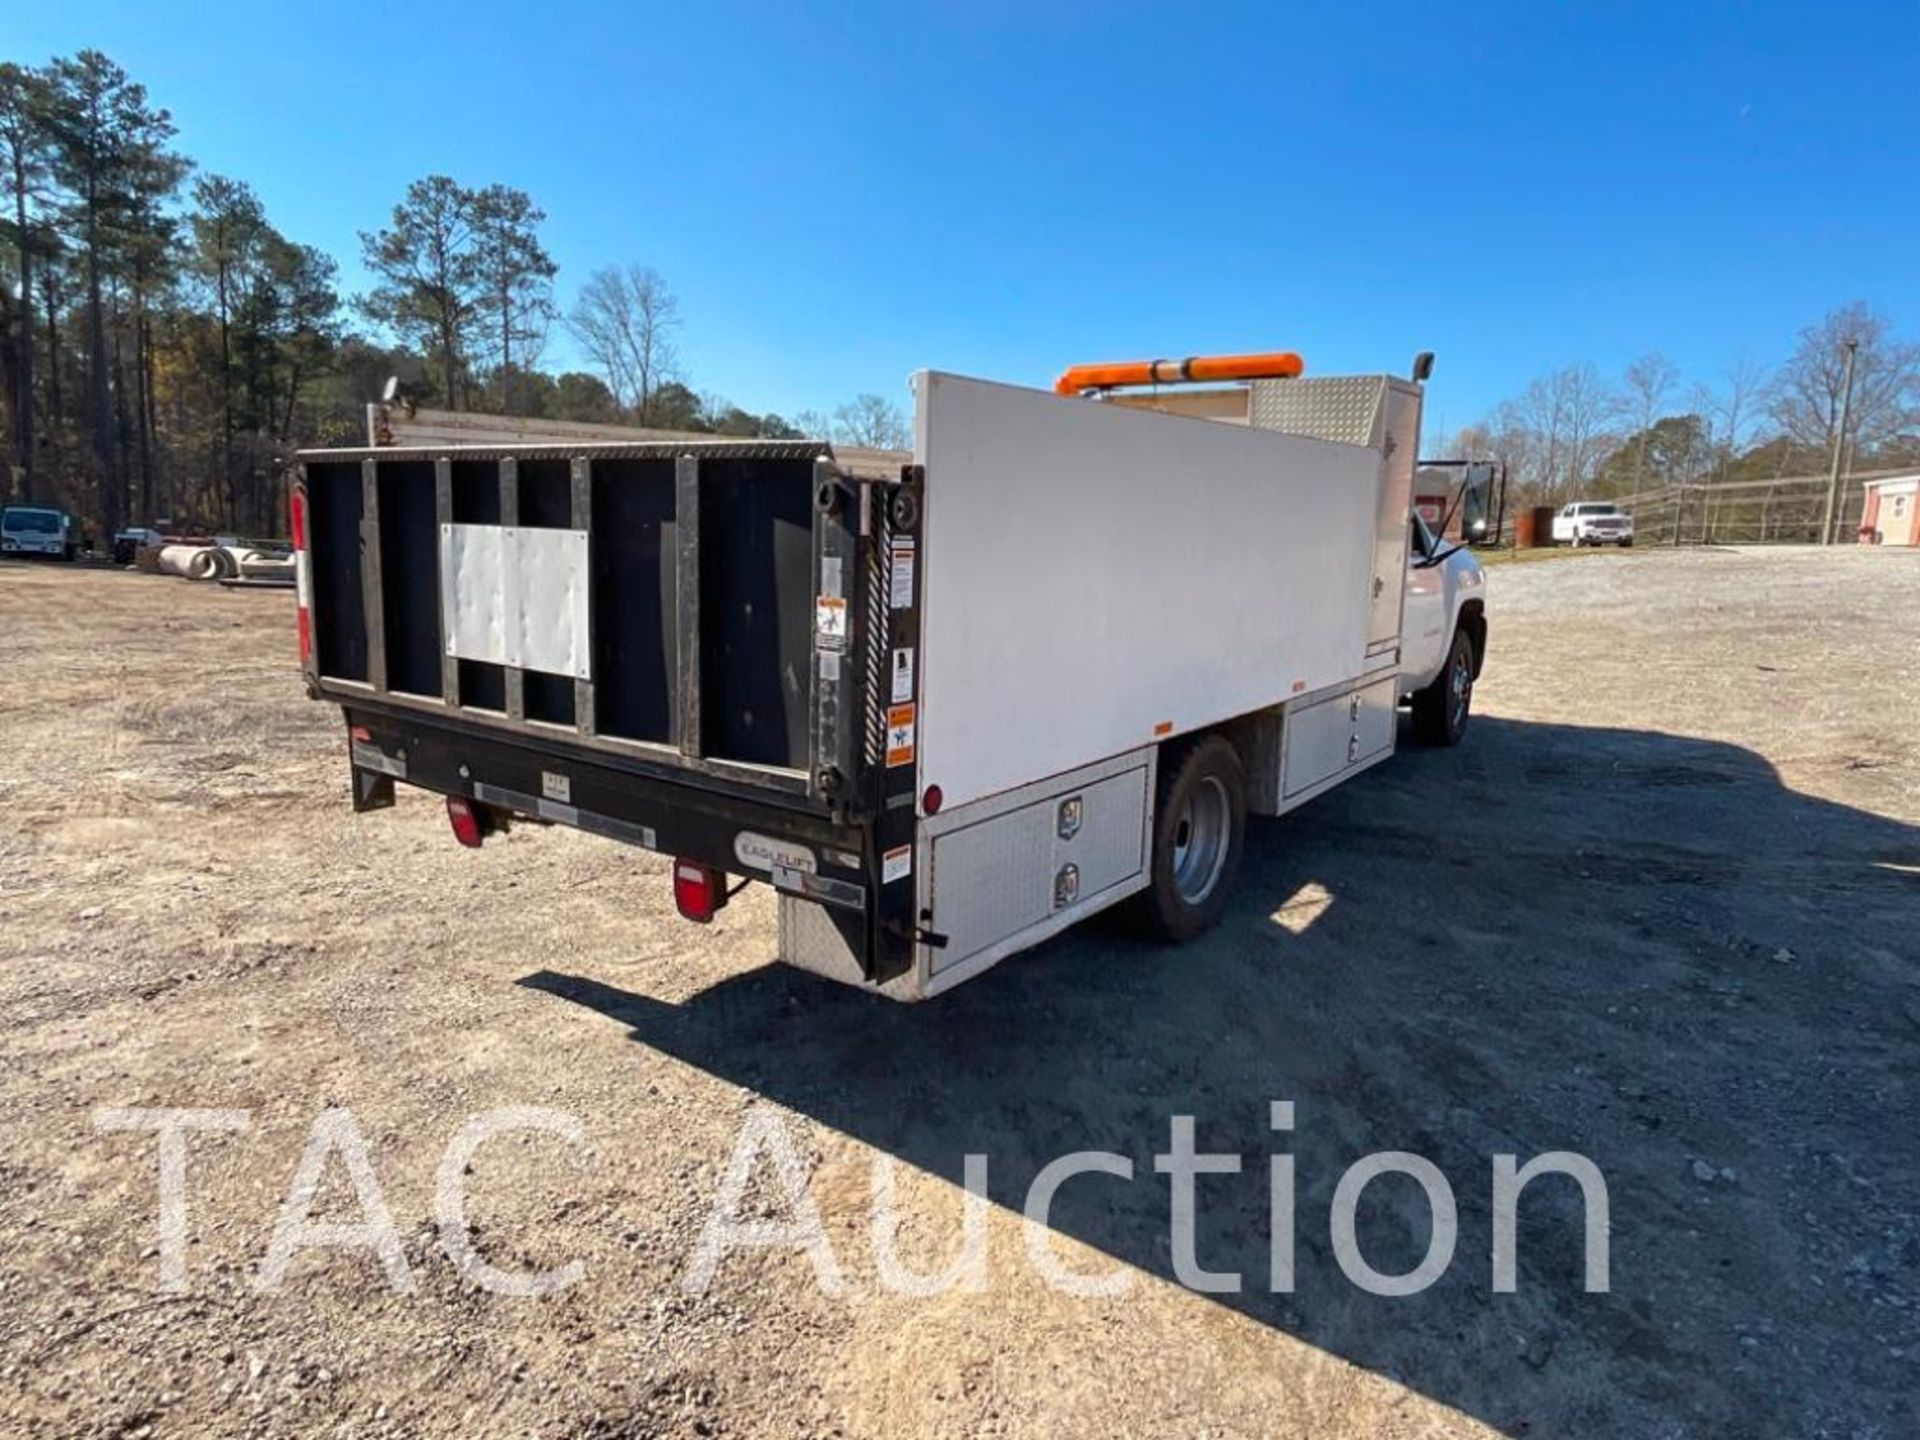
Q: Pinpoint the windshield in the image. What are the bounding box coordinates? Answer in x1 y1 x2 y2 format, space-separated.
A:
2 509 62 534
1579 504 1620 516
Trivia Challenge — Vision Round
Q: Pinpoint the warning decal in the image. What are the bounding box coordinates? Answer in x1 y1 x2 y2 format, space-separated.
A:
890 646 915 703
814 594 847 644
888 538 916 609
882 844 912 885
885 703 917 767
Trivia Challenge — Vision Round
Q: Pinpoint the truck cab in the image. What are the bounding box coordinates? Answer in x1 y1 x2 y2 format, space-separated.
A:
1400 512 1488 745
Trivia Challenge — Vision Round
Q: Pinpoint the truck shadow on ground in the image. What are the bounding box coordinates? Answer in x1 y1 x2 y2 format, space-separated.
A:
523 715 1919 1438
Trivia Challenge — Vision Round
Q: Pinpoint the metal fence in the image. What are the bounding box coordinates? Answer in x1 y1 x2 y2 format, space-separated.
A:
1604 469 1896 546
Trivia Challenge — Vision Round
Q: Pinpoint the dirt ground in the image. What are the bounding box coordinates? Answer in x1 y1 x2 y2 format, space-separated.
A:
0 546 1915 1439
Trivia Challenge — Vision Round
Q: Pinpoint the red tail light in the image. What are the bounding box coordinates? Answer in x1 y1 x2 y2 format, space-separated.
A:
446 796 486 849
673 860 727 923
290 485 313 668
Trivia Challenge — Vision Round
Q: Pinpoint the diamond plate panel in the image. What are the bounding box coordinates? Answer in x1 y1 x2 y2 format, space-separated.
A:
1247 376 1388 448
928 765 1147 974
778 893 868 985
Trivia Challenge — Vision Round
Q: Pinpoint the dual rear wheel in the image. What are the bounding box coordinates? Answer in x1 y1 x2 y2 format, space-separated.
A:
1131 735 1246 941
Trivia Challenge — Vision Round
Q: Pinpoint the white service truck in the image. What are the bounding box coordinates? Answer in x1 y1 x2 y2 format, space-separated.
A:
0 505 77 560
293 353 1488 999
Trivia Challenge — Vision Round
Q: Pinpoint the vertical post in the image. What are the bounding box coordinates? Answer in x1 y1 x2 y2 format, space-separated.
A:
571 455 595 736
360 457 388 690
500 456 525 721
809 457 858 811
1821 338 1858 546
434 456 457 705
674 453 702 757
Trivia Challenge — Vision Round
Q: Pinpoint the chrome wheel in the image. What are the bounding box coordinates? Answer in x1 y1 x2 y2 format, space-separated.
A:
1170 775 1231 905
1449 642 1473 733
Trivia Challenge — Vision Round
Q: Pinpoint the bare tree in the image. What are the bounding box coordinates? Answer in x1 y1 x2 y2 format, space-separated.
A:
1449 423 1499 460
1768 302 1920 464
566 264 679 421
1558 363 1624 500
1622 352 1678 488
1701 354 1769 481
832 393 908 450
1493 363 1621 505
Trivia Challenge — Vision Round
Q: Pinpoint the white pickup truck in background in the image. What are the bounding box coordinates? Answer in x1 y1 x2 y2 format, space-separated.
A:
1552 501 1635 546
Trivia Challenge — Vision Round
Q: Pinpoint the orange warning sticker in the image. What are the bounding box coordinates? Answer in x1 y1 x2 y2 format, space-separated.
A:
886 703 917 767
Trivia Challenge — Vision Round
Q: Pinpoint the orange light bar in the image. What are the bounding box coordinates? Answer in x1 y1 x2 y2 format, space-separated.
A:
1053 351 1305 396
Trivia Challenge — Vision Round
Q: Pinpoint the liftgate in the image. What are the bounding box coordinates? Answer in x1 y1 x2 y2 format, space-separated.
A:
294 441 927 980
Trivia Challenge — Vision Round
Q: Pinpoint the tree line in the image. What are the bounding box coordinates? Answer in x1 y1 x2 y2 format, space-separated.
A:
1434 302 1920 508
0 49 909 539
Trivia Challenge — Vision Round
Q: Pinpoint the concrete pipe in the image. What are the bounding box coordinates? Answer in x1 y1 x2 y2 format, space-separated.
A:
157 545 212 579
238 553 295 580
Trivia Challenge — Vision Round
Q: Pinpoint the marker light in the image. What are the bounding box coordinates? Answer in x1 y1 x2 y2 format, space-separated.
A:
674 860 727 923
446 796 485 849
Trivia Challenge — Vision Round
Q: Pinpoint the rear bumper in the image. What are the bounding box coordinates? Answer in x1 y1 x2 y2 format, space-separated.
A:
343 704 874 918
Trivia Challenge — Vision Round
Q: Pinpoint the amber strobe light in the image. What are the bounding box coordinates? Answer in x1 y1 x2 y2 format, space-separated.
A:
1053 351 1305 396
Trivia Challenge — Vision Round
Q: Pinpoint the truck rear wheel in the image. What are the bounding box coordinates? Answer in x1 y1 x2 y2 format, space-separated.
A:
1412 628 1476 747
1132 735 1245 941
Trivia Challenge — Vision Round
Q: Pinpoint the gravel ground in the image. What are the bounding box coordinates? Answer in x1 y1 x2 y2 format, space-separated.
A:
0 545 1915 1439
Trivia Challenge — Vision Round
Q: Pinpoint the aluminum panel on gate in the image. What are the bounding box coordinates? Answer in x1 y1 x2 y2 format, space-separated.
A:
440 523 592 681
914 372 1382 811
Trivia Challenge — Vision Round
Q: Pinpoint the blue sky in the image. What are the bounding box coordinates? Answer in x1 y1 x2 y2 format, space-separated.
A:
8 2 1917 434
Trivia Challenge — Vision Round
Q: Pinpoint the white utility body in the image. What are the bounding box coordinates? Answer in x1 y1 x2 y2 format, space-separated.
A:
781 366 1488 998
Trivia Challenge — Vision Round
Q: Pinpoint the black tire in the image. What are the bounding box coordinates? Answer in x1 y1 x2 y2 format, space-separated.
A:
1412 627 1476 747
1131 735 1246 941
1620 538 1634 548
